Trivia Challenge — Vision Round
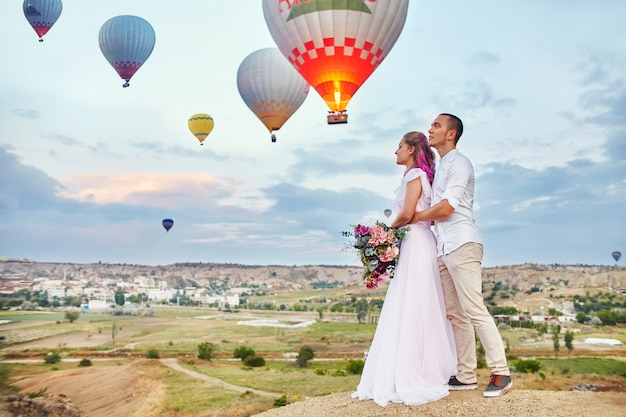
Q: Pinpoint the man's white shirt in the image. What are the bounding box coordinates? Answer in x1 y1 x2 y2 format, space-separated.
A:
431 149 482 256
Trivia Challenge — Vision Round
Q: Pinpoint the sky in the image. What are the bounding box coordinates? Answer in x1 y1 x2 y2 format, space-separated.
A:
1 0 625 268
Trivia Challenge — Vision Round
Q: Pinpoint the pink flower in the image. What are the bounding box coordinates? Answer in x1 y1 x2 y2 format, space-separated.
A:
368 225 388 246
354 224 370 236
379 246 399 262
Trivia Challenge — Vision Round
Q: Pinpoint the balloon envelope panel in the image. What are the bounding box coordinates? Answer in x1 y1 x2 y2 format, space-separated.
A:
237 48 309 133
99 15 156 84
23 0 63 40
263 0 408 112
188 114 215 144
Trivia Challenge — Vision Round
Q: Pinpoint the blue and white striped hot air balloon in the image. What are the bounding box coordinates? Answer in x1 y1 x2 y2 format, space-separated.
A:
23 0 63 42
98 15 156 88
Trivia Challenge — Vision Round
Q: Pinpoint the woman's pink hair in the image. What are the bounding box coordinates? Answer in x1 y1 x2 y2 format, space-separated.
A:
402 131 436 183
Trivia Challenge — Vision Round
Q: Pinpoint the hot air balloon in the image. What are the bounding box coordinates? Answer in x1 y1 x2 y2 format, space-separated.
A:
98 15 156 87
162 218 174 232
384 209 392 219
237 48 309 143
612 251 621 263
188 114 214 145
23 0 63 42
263 0 408 124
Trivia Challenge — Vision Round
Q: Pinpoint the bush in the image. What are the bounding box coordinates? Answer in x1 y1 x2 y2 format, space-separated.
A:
198 342 216 361
78 358 92 367
146 348 160 359
65 311 80 323
233 345 255 361
44 352 61 364
345 359 364 375
515 359 541 373
273 395 287 407
27 388 48 398
243 355 266 367
296 345 315 368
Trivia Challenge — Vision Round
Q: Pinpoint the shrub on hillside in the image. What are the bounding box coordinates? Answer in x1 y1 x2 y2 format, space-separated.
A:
296 345 314 368
44 352 61 365
233 345 256 361
147 348 160 359
198 342 216 361
515 359 541 373
243 355 266 367
78 358 92 367
345 359 364 375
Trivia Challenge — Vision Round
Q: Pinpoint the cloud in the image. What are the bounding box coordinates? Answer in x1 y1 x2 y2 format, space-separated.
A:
0 147 62 210
476 157 625 266
58 171 243 209
11 109 40 119
467 51 501 70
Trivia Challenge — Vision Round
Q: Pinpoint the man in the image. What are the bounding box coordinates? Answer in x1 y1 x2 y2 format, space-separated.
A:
412 113 512 397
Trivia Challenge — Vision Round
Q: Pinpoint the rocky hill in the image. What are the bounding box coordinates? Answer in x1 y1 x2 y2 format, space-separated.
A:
1 260 624 294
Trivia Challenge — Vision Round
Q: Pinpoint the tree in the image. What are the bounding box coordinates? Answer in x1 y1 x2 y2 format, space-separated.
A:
243 355 265 367
355 298 369 324
551 324 561 357
64 311 79 323
330 303 344 313
44 352 61 364
296 345 314 368
198 342 216 361
114 287 125 306
564 330 575 354
233 345 255 361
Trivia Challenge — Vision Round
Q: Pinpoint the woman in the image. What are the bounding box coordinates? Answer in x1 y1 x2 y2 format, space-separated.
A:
352 132 457 407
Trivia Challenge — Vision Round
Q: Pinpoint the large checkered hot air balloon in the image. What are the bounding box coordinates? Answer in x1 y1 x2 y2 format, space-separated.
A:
99 15 156 88
23 0 63 42
263 0 409 124
237 48 309 143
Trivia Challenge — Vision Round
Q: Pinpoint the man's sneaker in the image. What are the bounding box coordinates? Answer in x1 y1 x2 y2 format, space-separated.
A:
448 375 478 391
483 374 512 397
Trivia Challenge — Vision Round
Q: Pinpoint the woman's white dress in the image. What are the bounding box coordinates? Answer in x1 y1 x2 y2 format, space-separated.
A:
351 168 457 407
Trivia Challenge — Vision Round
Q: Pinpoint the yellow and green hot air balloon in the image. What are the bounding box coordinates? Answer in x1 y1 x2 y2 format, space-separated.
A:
187 113 214 145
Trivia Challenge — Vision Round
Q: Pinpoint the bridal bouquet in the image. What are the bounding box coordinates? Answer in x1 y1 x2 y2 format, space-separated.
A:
342 221 410 289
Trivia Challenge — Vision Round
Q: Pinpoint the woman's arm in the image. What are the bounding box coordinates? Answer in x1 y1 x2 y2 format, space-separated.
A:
391 177 422 228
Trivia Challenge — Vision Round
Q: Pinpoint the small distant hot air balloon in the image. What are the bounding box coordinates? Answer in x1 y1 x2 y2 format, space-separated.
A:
612 251 621 263
263 0 408 123
23 0 63 42
237 48 309 143
98 15 156 87
384 209 392 219
162 218 174 232
188 114 215 145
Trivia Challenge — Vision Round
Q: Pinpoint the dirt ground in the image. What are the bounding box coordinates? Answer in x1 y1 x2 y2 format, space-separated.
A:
13 360 164 417
9 359 625 417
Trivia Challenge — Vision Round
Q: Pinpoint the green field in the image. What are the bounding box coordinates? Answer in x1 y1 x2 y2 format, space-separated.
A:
1 303 625 416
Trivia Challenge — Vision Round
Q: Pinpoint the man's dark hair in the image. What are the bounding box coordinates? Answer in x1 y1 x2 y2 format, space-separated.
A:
440 113 463 144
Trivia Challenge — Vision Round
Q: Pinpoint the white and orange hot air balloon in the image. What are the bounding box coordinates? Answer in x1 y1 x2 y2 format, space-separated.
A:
237 48 309 142
263 0 409 124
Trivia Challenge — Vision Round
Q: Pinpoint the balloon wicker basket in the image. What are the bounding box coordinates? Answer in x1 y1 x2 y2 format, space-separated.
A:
327 111 348 125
